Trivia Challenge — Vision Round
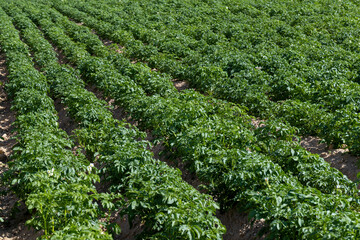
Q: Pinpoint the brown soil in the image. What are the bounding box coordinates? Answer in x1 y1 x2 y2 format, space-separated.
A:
251 118 266 128
113 215 144 240
300 136 360 182
85 84 105 99
172 79 189 91
102 39 115 48
94 176 145 240
54 47 70 65
0 54 16 157
53 99 78 135
217 209 266 240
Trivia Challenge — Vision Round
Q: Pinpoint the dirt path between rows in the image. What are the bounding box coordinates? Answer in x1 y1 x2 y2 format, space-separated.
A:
301 136 360 182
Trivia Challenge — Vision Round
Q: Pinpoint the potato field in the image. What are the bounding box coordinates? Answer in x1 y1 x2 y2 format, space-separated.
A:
1 0 360 239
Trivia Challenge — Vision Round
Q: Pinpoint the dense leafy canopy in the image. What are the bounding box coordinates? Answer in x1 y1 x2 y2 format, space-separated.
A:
1 0 360 239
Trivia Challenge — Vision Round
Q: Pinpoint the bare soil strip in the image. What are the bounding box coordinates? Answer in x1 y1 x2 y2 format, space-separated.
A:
301 136 360 183
172 79 189 91
53 99 78 136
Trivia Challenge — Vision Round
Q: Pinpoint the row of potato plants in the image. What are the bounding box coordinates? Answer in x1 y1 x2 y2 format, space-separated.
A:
41 6 178 99
18 2 360 239
3 4 226 239
0 7 115 240
54 0 360 155
35 2 359 198
31 0 360 202
70 0 360 112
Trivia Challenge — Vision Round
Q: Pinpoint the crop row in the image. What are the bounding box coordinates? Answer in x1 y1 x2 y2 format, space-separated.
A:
55 0 360 155
15 1 360 239
72 0 360 114
3 3 225 239
32 1 359 197
0 6 115 239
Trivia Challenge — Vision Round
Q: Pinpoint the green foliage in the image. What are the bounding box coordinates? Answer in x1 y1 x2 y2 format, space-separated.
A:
0 6 112 239
57 0 360 155
3 0 360 239
5 5 226 239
